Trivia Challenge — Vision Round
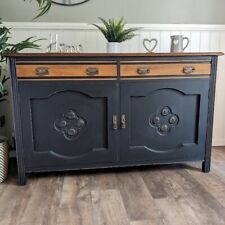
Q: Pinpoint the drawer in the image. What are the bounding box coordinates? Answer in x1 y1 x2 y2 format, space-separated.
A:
120 63 211 77
16 64 117 78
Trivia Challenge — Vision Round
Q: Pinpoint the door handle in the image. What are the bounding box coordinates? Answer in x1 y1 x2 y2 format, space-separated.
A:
112 115 118 130
121 114 126 129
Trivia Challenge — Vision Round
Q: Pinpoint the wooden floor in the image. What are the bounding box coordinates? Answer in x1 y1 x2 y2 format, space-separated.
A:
1 148 225 225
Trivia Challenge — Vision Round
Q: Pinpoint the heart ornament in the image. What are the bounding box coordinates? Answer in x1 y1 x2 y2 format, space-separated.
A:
143 38 158 52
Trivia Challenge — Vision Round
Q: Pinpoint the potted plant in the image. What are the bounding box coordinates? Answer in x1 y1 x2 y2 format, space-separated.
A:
0 17 41 98
0 18 42 182
0 64 9 183
92 17 139 53
0 0 51 182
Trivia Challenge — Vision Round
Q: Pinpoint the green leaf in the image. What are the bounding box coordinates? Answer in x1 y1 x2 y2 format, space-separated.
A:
117 27 139 42
24 0 52 19
2 76 9 85
0 19 44 103
0 20 43 56
0 82 4 96
7 37 42 53
92 17 140 43
92 24 108 40
0 98 7 103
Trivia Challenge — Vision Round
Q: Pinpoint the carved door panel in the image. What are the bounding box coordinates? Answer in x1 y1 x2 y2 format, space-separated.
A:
120 79 210 163
18 81 119 170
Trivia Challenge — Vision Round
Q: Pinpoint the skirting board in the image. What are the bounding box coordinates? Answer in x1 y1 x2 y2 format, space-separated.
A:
212 139 225 147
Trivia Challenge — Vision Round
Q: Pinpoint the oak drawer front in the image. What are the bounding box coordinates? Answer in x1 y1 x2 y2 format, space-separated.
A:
16 64 117 78
120 63 211 77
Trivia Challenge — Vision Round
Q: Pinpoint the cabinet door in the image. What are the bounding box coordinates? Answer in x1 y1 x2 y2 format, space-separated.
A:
120 79 209 163
18 81 119 170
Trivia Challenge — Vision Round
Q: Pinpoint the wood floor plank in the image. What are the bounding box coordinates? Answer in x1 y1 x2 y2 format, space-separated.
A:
91 170 117 191
130 219 165 225
56 174 93 225
18 175 57 225
141 167 201 225
39 174 64 225
116 170 166 222
0 178 33 225
0 176 14 199
141 168 168 199
7 178 38 225
161 168 225 225
211 161 225 184
1 148 225 225
91 189 129 225
212 148 225 162
155 197 197 225
187 167 225 208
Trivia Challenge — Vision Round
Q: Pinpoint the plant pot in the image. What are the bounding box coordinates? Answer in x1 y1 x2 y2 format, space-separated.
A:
0 136 9 183
107 42 121 53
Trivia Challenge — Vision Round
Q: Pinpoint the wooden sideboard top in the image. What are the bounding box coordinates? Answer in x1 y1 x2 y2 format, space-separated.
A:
5 52 224 58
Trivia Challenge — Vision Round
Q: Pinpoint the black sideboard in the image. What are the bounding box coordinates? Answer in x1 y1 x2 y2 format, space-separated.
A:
7 52 223 185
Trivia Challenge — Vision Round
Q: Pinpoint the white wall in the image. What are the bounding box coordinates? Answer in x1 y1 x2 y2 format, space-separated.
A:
4 22 225 146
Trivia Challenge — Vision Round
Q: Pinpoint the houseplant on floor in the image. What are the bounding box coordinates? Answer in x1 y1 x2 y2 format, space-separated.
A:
92 17 139 53
0 0 51 182
0 71 9 183
0 18 41 182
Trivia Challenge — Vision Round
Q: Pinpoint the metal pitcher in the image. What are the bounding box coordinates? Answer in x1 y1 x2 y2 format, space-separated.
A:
170 35 189 52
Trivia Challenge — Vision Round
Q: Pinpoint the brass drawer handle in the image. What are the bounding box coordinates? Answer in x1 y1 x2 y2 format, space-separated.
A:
121 114 126 129
137 68 150 75
86 67 99 76
35 67 49 76
183 66 196 74
112 115 118 130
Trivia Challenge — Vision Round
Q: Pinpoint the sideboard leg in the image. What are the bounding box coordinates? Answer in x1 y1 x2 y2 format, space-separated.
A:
202 160 211 173
18 172 27 186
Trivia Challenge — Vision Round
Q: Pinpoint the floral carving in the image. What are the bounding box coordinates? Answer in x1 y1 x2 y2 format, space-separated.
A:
149 106 179 135
54 110 86 141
